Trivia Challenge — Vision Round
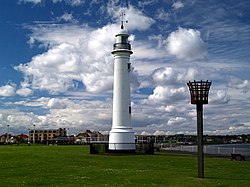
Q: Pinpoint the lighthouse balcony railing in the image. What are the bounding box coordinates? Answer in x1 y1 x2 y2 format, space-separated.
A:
113 43 131 50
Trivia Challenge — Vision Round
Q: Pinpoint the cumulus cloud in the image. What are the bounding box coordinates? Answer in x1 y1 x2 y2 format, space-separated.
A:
4 111 36 134
204 123 250 135
228 76 250 93
156 8 171 21
2 96 112 133
210 90 230 104
27 24 92 48
16 80 33 97
0 84 16 97
44 98 112 131
15 97 50 108
132 40 168 61
107 4 155 31
47 98 67 109
56 13 76 23
151 66 202 86
16 88 33 97
154 130 170 135
167 117 186 126
172 1 184 10
228 124 250 132
152 67 179 85
148 86 186 103
164 105 176 113
17 24 116 94
166 27 207 61
16 43 81 94
130 68 140 91
17 13 144 94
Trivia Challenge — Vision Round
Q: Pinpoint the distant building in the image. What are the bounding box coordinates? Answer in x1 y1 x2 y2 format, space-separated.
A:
0 134 8 144
29 128 67 144
0 134 17 144
17 134 28 143
76 130 108 144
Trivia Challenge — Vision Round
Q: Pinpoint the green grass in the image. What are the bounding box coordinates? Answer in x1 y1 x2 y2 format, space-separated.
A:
0 145 249 187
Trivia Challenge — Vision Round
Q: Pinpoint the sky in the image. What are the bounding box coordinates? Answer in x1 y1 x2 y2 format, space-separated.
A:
0 0 250 136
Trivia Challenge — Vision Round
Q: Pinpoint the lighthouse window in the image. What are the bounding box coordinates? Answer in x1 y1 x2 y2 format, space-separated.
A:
121 36 127 43
127 63 131 71
129 106 131 114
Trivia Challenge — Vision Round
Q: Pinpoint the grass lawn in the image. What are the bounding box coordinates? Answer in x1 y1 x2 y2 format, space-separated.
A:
0 145 249 187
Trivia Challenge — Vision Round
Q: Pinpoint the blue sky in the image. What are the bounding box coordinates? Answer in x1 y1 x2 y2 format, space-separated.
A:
0 0 250 135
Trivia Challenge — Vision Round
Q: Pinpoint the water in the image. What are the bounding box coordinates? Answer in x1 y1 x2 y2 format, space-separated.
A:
205 144 250 156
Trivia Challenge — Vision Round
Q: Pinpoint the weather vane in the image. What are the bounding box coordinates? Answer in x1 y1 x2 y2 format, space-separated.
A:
120 13 128 29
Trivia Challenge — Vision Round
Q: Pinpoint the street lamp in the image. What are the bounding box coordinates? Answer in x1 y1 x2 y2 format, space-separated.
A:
7 125 9 143
33 124 36 144
28 128 30 142
187 80 212 178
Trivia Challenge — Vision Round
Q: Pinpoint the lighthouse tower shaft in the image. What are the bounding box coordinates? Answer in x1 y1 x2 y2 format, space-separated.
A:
109 29 135 151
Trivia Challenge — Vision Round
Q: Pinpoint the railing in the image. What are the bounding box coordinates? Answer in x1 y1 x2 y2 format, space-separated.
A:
113 43 131 50
89 143 154 154
108 142 136 150
160 144 250 156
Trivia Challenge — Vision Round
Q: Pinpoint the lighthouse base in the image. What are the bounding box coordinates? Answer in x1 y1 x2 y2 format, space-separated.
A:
109 127 135 151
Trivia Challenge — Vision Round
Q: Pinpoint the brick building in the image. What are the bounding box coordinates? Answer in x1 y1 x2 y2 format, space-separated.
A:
29 128 67 144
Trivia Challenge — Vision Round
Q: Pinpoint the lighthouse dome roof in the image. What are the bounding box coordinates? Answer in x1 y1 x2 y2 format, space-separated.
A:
116 28 129 36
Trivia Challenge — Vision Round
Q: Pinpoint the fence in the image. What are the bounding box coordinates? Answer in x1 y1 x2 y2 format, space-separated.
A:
89 143 154 154
160 144 250 156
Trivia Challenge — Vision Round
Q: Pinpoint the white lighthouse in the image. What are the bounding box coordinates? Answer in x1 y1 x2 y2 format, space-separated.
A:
109 22 135 152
